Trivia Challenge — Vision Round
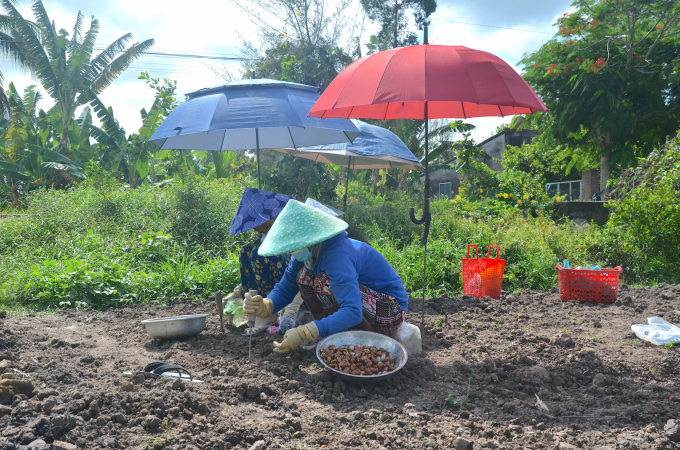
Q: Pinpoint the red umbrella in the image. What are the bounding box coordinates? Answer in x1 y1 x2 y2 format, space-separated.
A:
308 43 547 121
309 27 548 324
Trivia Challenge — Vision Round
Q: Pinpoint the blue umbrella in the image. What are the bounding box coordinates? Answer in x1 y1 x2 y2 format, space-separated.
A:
150 79 360 188
273 120 423 210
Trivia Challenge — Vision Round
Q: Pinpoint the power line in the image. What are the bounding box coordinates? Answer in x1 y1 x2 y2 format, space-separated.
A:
0 39 255 62
430 18 554 35
92 47 256 61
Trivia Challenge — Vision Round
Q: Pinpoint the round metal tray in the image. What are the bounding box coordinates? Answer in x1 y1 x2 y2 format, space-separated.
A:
316 330 408 382
141 314 208 340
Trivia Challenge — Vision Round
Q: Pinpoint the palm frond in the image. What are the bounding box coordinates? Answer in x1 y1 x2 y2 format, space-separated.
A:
0 29 29 70
68 16 99 88
67 10 83 55
88 90 124 144
0 86 8 118
86 123 114 147
137 98 162 141
28 144 80 165
0 12 12 32
31 1 62 64
0 160 31 181
92 38 154 93
21 84 41 114
40 161 85 179
76 105 91 133
85 32 133 82
421 145 451 165
7 82 26 118
2 1 59 97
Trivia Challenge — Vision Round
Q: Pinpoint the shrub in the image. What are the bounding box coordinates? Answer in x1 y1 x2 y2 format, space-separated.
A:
0 178 248 309
0 176 607 310
599 136 680 283
455 155 559 218
599 186 680 283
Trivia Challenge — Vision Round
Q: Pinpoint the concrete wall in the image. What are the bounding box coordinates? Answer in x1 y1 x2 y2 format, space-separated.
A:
479 130 539 173
479 134 506 172
557 201 610 226
427 169 460 199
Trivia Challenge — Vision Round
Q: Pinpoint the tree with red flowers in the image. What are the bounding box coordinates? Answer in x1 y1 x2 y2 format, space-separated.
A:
521 0 680 190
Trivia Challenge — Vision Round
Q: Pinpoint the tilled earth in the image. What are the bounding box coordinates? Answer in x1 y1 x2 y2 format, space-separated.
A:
1 285 680 450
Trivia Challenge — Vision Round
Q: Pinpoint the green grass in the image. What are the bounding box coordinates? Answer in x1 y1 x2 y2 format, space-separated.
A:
0 176 605 310
0 176 245 309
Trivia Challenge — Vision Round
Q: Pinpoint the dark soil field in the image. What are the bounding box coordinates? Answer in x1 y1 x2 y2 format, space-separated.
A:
1 285 680 450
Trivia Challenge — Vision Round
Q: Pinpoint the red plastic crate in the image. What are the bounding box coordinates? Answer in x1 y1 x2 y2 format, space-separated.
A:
556 265 623 304
462 245 506 299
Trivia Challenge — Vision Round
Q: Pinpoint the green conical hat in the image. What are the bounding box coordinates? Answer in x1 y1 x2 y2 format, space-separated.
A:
258 200 348 256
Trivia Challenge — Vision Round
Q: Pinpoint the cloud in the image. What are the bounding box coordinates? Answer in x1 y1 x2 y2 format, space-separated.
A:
424 0 574 141
1 0 568 143
437 0 573 29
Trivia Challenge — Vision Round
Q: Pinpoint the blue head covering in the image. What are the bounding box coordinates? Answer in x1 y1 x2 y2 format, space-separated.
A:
305 198 344 217
229 188 295 235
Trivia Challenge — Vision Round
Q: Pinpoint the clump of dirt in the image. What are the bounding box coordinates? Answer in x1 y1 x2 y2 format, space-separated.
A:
1 284 680 449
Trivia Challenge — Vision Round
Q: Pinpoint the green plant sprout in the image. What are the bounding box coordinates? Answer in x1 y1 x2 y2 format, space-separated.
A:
444 377 474 411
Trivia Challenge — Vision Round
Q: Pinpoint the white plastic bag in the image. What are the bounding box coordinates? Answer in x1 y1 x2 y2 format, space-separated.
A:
390 321 422 355
631 317 680 346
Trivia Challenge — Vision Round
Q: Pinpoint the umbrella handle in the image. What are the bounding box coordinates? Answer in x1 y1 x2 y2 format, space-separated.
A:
409 199 431 246
409 207 425 225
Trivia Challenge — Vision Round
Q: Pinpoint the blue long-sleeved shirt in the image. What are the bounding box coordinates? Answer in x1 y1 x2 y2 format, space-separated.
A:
267 232 408 337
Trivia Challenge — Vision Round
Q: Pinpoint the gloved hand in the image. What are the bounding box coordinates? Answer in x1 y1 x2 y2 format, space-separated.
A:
273 322 319 354
224 285 243 303
243 294 274 319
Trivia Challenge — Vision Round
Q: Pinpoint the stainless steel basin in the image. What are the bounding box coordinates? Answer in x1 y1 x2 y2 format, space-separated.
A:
316 330 408 382
141 314 208 340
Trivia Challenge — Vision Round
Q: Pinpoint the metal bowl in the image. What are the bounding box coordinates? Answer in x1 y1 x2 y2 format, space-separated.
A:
316 331 408 382
141 314 209 340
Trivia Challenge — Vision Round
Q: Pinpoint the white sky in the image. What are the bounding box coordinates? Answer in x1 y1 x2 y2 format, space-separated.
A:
1 0 574 143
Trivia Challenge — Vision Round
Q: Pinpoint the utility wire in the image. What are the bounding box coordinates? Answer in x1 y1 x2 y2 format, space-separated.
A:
430 18 554 35
94 48 256 61
0 39 256 61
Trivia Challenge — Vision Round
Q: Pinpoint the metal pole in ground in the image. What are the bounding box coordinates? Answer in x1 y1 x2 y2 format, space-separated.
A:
343 156 351 213
215 291 224 333
256 129 261 189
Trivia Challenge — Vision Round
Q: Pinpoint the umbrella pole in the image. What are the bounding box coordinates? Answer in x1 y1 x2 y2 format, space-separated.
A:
421 102 430 329
409 25 432 329
256 128 261 189
343 156 351 213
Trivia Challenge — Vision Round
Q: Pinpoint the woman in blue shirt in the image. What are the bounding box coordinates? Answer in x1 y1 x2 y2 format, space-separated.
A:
243 200 408 354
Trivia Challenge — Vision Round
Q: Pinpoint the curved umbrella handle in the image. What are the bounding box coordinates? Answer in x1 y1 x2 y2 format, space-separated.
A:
409 207 425 225
409 198 432 246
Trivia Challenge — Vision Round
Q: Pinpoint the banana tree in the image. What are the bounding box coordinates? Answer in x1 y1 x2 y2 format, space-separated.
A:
1 0 154 153
0 83 83 206
0 8 32 117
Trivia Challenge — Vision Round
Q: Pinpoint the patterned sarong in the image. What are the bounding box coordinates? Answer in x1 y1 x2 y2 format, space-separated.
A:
296 268 404 334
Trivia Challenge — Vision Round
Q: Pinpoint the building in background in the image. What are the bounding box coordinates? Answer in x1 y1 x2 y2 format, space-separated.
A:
425 128 538 199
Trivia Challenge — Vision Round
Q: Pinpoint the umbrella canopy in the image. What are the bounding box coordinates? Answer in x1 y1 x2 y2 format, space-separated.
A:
274 119 423 212
151 79 360 150
308 45 548 120
273 120 423 171
149 79 360 188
